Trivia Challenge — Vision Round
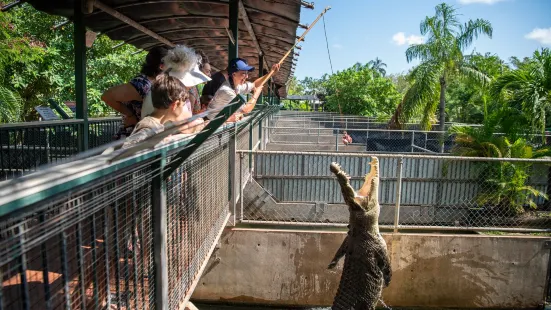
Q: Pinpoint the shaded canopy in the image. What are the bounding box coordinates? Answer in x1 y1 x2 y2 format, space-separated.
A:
26 0 305 97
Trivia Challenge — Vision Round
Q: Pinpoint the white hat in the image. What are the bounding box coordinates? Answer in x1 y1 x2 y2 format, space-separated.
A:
169 64 211 87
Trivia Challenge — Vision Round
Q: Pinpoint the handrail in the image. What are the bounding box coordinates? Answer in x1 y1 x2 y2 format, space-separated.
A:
0 107 272 217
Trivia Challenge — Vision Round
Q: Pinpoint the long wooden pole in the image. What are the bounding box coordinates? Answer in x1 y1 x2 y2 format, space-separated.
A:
243 6 331 108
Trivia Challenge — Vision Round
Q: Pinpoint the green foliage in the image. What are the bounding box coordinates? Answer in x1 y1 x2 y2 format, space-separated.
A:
491 48 551 140
0 85 22 123
0 3 144 122
392 3 493 130
322 63 401 117
449 112 549 214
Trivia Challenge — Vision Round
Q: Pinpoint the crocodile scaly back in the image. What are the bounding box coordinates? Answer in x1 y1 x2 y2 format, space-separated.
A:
328 158 392 310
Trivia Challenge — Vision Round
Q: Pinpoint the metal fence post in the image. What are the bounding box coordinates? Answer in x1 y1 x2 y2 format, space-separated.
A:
259 119 263 150
239 152 244 222
411 131 415 153
229 124 237 225
394 156 404 233
335 130 339 152
152 151 168 310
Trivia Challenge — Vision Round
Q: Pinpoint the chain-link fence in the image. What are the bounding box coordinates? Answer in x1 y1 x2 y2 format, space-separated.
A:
0 107 271 309
237 151 551 232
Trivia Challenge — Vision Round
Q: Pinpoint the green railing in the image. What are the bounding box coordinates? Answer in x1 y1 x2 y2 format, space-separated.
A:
0 100 278 309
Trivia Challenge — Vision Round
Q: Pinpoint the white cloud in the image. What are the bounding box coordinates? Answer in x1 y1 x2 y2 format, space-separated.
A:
333 43 343 49
458 0 505 4
525 27 551 45
392 32 425 46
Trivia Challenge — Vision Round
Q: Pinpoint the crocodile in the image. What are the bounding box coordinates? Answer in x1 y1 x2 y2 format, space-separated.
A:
328 157 392 310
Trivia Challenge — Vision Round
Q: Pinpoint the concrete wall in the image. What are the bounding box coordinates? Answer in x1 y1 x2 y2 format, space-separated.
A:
192 229 551 309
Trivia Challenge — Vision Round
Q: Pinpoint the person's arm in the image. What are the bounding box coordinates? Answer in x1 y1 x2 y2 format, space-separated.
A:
253 63 280 88
240 84 264 114
101 83 142 123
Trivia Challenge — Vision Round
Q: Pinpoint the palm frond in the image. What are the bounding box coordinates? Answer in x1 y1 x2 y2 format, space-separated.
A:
405 44 433 63
0 86 22 123
457 19 493 51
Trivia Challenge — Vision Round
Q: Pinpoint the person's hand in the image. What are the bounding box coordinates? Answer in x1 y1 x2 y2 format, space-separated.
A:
271 63 280 72
123 114 138 127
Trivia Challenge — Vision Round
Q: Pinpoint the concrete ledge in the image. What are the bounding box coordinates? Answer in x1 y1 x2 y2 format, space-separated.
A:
192 229 550 309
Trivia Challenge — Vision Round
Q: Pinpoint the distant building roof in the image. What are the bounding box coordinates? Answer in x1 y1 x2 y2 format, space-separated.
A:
285 95 319 100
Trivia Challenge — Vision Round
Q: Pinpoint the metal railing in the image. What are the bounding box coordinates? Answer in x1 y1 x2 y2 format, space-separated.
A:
0 118 121 180
0 107 270 309
267 126 453 153
236 150 551 233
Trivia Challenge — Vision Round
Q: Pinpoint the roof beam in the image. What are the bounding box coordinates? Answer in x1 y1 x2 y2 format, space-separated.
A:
93 0 174 47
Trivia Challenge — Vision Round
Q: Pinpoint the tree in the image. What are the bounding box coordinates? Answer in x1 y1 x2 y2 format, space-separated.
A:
286 76 304 96
491 48 551 140
390 3 493 131
1 3 144 121
323 64 401 117
367 57 387 77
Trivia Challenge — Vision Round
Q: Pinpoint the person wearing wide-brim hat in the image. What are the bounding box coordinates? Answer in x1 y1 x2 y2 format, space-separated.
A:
141 45 211 133
205 58 279 122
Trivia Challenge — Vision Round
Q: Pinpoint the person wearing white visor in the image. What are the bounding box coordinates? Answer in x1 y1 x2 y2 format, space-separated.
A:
141 45 211 133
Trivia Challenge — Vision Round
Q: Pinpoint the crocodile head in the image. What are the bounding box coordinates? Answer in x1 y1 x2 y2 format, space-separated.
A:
331 157 380 214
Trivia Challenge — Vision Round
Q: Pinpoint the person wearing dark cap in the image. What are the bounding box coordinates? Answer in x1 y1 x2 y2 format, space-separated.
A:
205 58 279 121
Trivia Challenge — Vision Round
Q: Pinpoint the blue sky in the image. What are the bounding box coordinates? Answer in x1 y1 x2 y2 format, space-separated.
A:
293 0 551 79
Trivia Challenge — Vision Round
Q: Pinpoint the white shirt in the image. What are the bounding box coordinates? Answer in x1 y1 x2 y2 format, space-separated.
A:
206 81 254 120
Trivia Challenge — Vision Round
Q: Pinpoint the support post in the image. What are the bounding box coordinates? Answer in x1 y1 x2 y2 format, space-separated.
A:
74 0 88 151
228 0 239 61
258 55 264 105
239 153 244 222
152 152 168 310
394 156 404 233
229 124 237 225
411 131 415 153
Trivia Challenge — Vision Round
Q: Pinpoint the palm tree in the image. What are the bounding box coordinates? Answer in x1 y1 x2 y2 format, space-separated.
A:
367 58 387 76
389 3 493 132
0 86 22 123
491 48 551 140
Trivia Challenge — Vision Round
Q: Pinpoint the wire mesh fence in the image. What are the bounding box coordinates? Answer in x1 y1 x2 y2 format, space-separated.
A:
238 151 551 232
0 160 157 310
0 109 271 309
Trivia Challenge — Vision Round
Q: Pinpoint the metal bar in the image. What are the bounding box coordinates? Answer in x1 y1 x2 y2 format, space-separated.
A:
131 196 139 309
258 55 264 105
74 2 89 152
152 153 168 310
113 203 122 309
60 231 71 310
411 145 437 154
228 0 239 61
76 215 87 310
0 0 24 11
239 153 244 222
248 122 253 170
394 157 403 233
39 213 52 310
91 214 99 309
103 209 111 307
93 0 174 47
229 125 237 225
236 150 551 163
239 220 551 233
19 224 30 310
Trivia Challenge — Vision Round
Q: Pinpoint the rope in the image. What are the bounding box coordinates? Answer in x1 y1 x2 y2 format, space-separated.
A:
322 15 334 75
322 14 346 135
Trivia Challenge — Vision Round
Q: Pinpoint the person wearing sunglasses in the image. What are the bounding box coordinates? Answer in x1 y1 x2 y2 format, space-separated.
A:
205 58 279 122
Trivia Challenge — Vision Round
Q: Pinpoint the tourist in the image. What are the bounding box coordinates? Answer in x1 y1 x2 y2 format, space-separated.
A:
141 45 211 134
123 73 192 149
191 50 211 114
342 131 353 145
205 58 280 122
101 46 168 139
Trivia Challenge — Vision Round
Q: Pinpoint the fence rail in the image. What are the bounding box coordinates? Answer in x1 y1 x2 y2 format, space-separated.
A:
236 150 551 233
0 109 268 310
0 118 121 180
